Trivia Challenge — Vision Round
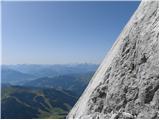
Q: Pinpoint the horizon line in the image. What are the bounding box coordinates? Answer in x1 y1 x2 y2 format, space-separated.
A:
1 63 100 65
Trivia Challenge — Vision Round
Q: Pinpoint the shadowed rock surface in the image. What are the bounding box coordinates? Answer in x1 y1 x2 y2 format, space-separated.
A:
67 1 159 119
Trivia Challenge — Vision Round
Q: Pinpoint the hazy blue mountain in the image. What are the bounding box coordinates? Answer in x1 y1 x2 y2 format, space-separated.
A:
2 64 98 78
1 64 96 119
1 68 37 85
1 85 77 119
23 72 94 96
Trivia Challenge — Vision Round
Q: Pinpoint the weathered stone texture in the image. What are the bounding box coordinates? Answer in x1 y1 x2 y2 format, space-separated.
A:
67 1 159 119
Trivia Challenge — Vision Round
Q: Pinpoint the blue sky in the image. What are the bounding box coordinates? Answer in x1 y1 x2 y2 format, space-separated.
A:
2 1 140 64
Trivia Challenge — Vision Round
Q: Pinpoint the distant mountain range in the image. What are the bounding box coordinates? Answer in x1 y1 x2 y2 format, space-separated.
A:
1 85 77 119
22 72 94 96
1 68 37 85
1 64 98 118
2 64 98 78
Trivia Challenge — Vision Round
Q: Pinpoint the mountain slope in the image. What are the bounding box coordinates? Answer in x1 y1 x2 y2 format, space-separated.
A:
1 68 36 84
68 1 159 119
1 85 77 119
23 72 94 96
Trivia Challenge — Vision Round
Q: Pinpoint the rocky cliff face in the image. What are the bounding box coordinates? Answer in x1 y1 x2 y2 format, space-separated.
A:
67 1 159 119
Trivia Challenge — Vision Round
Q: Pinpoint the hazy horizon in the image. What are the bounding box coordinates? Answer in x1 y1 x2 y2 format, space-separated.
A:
2 1 140 64
2 63 99 65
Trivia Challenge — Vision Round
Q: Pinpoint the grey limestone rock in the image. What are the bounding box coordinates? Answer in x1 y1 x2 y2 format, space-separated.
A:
67 0 159 119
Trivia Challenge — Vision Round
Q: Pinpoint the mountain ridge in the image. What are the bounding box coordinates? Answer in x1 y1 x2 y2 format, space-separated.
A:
22 72 94 96
2 85 77 119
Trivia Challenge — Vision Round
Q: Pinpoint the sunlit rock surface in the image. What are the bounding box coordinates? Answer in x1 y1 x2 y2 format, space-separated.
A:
67 0 159 119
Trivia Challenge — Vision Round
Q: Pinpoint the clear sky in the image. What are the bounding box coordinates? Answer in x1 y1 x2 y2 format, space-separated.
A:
2 1 140 65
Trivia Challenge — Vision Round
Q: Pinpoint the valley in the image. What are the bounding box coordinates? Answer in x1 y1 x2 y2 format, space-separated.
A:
1 64 97 119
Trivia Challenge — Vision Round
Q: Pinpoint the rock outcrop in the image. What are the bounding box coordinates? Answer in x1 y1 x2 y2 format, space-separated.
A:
67 0 159 119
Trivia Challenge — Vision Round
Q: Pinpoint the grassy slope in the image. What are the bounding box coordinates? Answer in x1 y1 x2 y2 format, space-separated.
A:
1 86 77 119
